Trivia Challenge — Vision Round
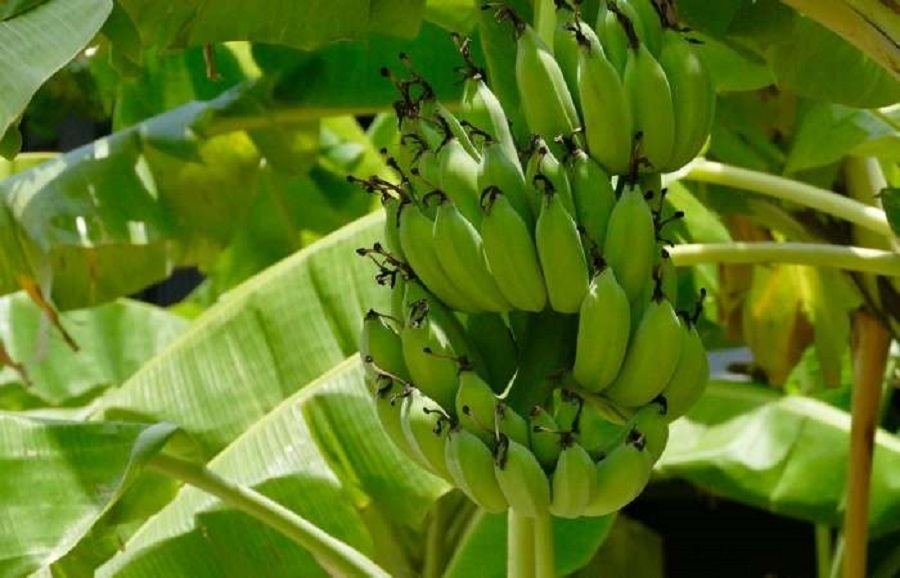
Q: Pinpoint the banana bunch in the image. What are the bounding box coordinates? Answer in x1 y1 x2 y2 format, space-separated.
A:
355 0 712 520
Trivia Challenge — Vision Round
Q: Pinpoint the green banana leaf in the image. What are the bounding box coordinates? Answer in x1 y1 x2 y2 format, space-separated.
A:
658 380 900 535
0 0 112 147
0 294 188 410
0 416 180 578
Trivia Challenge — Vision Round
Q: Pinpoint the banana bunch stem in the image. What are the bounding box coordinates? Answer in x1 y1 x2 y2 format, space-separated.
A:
507 510 556 578
681 159 895 240
669 242 900 276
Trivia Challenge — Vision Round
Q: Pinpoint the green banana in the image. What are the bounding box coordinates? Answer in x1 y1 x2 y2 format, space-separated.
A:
456 369 530 447
460 71 518 162
360 310 410 383
400 299 461 413
582 432 653 516
397 202 478 312
437 137 484 225
526 139 576 217
603 183 656 303
400 388 453 480
432 197 512 312
478 140 534 226
626 0 663 55
434 102 481 160
659 249 678 305
595 3 629 75
371 376 417 463
515 21 579 141
550 442 596 518
465 312 519 394
494 434 552 518
575 23 633 176
553 2 581 111
659 319 710 421
629 400 669 462
658 29 715 171
446 427 509 512
481 188 548 312
381 195 405 260
569 147 617 251
553 389 583 434
529 406 563 469
602 293 684 407
536 190 589 313
577 404 628 459
572 266 631 391
624 41 675 171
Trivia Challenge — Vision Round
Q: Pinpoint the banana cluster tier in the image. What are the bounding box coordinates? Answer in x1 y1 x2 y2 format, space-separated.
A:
357 0 712 520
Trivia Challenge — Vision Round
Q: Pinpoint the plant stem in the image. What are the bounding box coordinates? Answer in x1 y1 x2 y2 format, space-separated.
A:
775 0 900 81
842 311 892 578
148 453 391 578
682 159 895 239
533 513 556 578
508 510 536 578
668 242 900 276
815 525 833 578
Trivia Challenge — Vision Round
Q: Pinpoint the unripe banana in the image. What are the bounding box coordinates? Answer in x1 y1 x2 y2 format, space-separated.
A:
582 432 653 517
456 369 530 447
659 250 678 305
515 22 579 142
390 274 407 324
603 294 684 407
529 406 563 469
553 3 581 111
478 141 534 226
629 400 669 462
526 140 576 217
437 138 484 226
626 0 663 55
624 42 675 171
433 198 512 312
372 377 417 463
400 300 460 413
461 75 518 161
400 388 453 480
494 434 552 518
446 427 509 513
398 203 478 312
595 4 628 75
658 30 715 171
575 24 633 176
573 267 631 391
659 320 710 421
481 189 548 312
360 310 410 383
603 184 656 303
550 442 596 518
536 190 589 313
465 313 518 393
577 404 628 459
569 148 617 251
381 195 405 259
553 390 583 434
434 102 481 160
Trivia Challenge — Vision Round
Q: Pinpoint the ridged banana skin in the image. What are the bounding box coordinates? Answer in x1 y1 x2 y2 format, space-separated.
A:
573 268 631 392
603 298 685 407
626 0 663 55
582 440 653 517
434 102 481 160
630 404 670 462
400 316 459 413
659 31 715 171
554 8 581 111
438 139 484 226
527 143 577 219
456 371 530 447
660 323 710 420
529 407 562 469
400 389 453 480
550 443 596 518
482 194 548 312
603 185 656 304
536 193 590 313
576 25 633 176
360 312 410 383
461 78 518 162
373 385 419 465
446 429 509 513
398 204 478 312
624 43 675 171
494 435 552 518
479 141 535 227
382 196 404 260
569 150 617 254
515 24 579 141
465 313 518 394
433 200 512 312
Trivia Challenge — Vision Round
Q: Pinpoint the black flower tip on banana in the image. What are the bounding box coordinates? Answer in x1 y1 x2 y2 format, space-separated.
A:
360 28 712 518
